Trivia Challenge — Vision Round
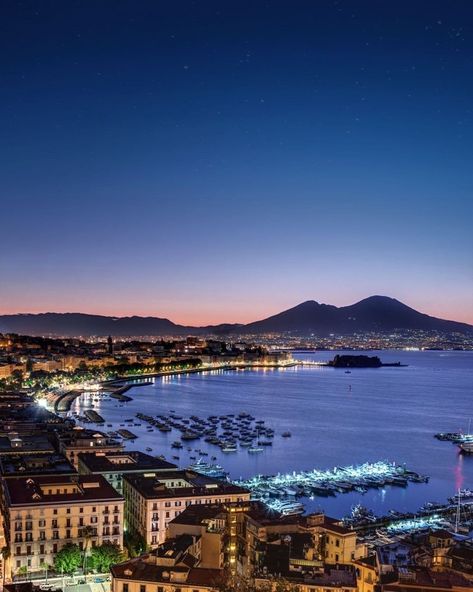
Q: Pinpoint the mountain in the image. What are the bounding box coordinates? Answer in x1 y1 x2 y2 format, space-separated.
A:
0 312 242 337
0 296 471 337
241 296 473 335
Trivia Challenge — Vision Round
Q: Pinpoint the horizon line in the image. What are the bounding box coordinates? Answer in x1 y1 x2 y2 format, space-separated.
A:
0 294 472 328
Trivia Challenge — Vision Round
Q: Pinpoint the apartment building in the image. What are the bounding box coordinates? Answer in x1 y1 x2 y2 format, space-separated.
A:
56 428 123 468
123 471 250 547
2 474 124 579
78 451 177 494
111 537 223 592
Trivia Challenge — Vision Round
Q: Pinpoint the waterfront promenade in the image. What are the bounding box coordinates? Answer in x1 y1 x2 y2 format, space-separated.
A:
49 359 299 412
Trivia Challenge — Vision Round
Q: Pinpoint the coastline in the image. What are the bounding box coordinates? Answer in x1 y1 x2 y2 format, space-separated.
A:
53 360 299 413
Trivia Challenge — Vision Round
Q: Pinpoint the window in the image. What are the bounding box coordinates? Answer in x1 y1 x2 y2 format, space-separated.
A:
40 544 45 555
336 539 340 547
53 509 57 515
140 586 146 592
67 508 71 514
123 585 128 592
80 507 84 513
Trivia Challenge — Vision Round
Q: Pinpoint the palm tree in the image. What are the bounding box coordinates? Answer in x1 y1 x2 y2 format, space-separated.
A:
80 526 95 576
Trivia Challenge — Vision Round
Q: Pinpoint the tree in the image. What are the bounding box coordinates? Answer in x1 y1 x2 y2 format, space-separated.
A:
17 565 28 579
10 369 23 388
2 546 11 586
80 526 95 574
39 561 50 583
123 531 147 558
89 543 124 572
54 544 82 575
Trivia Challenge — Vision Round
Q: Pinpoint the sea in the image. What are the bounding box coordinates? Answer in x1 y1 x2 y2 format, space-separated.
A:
70 350 473 519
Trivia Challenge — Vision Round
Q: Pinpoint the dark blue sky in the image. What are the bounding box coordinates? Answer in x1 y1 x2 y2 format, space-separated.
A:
1 1 472 323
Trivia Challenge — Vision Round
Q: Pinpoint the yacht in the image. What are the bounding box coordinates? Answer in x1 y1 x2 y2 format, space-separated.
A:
459 442 473 454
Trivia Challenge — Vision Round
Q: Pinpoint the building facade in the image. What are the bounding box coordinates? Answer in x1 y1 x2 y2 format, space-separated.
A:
2 475 124 579
123 471 250 547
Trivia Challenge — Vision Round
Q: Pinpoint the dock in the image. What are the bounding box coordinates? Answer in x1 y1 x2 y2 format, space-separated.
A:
235 460 428 513
84 409 105 424
117 429 138 440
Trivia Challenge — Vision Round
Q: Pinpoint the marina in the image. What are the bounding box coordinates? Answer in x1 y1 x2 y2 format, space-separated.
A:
134 410 280 453
68 350 473 518
234 460 428 515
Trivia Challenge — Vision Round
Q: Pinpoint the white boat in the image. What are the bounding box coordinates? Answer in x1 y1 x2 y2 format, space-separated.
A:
459 442 473 454
248 447 263 453
277 501 304 516
222 446 237 453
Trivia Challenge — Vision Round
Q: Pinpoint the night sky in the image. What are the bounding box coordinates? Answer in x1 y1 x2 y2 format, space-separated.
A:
1 1 472 324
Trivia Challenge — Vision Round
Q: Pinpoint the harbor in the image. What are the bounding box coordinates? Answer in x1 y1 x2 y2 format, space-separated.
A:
65 350 473 519
234 460 429 515
134 410 280 453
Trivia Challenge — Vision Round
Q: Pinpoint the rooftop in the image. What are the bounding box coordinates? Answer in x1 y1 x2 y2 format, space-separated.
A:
123 470 249 500
111 557 222 588
57 428 122 448
0 434 55 455
0 452 76 477
78 450 177 473
169 503 228 526
5 474 124 506
384 567 473 590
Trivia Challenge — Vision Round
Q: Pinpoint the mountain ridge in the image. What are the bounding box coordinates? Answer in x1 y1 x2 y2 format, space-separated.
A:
0 296 471 337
